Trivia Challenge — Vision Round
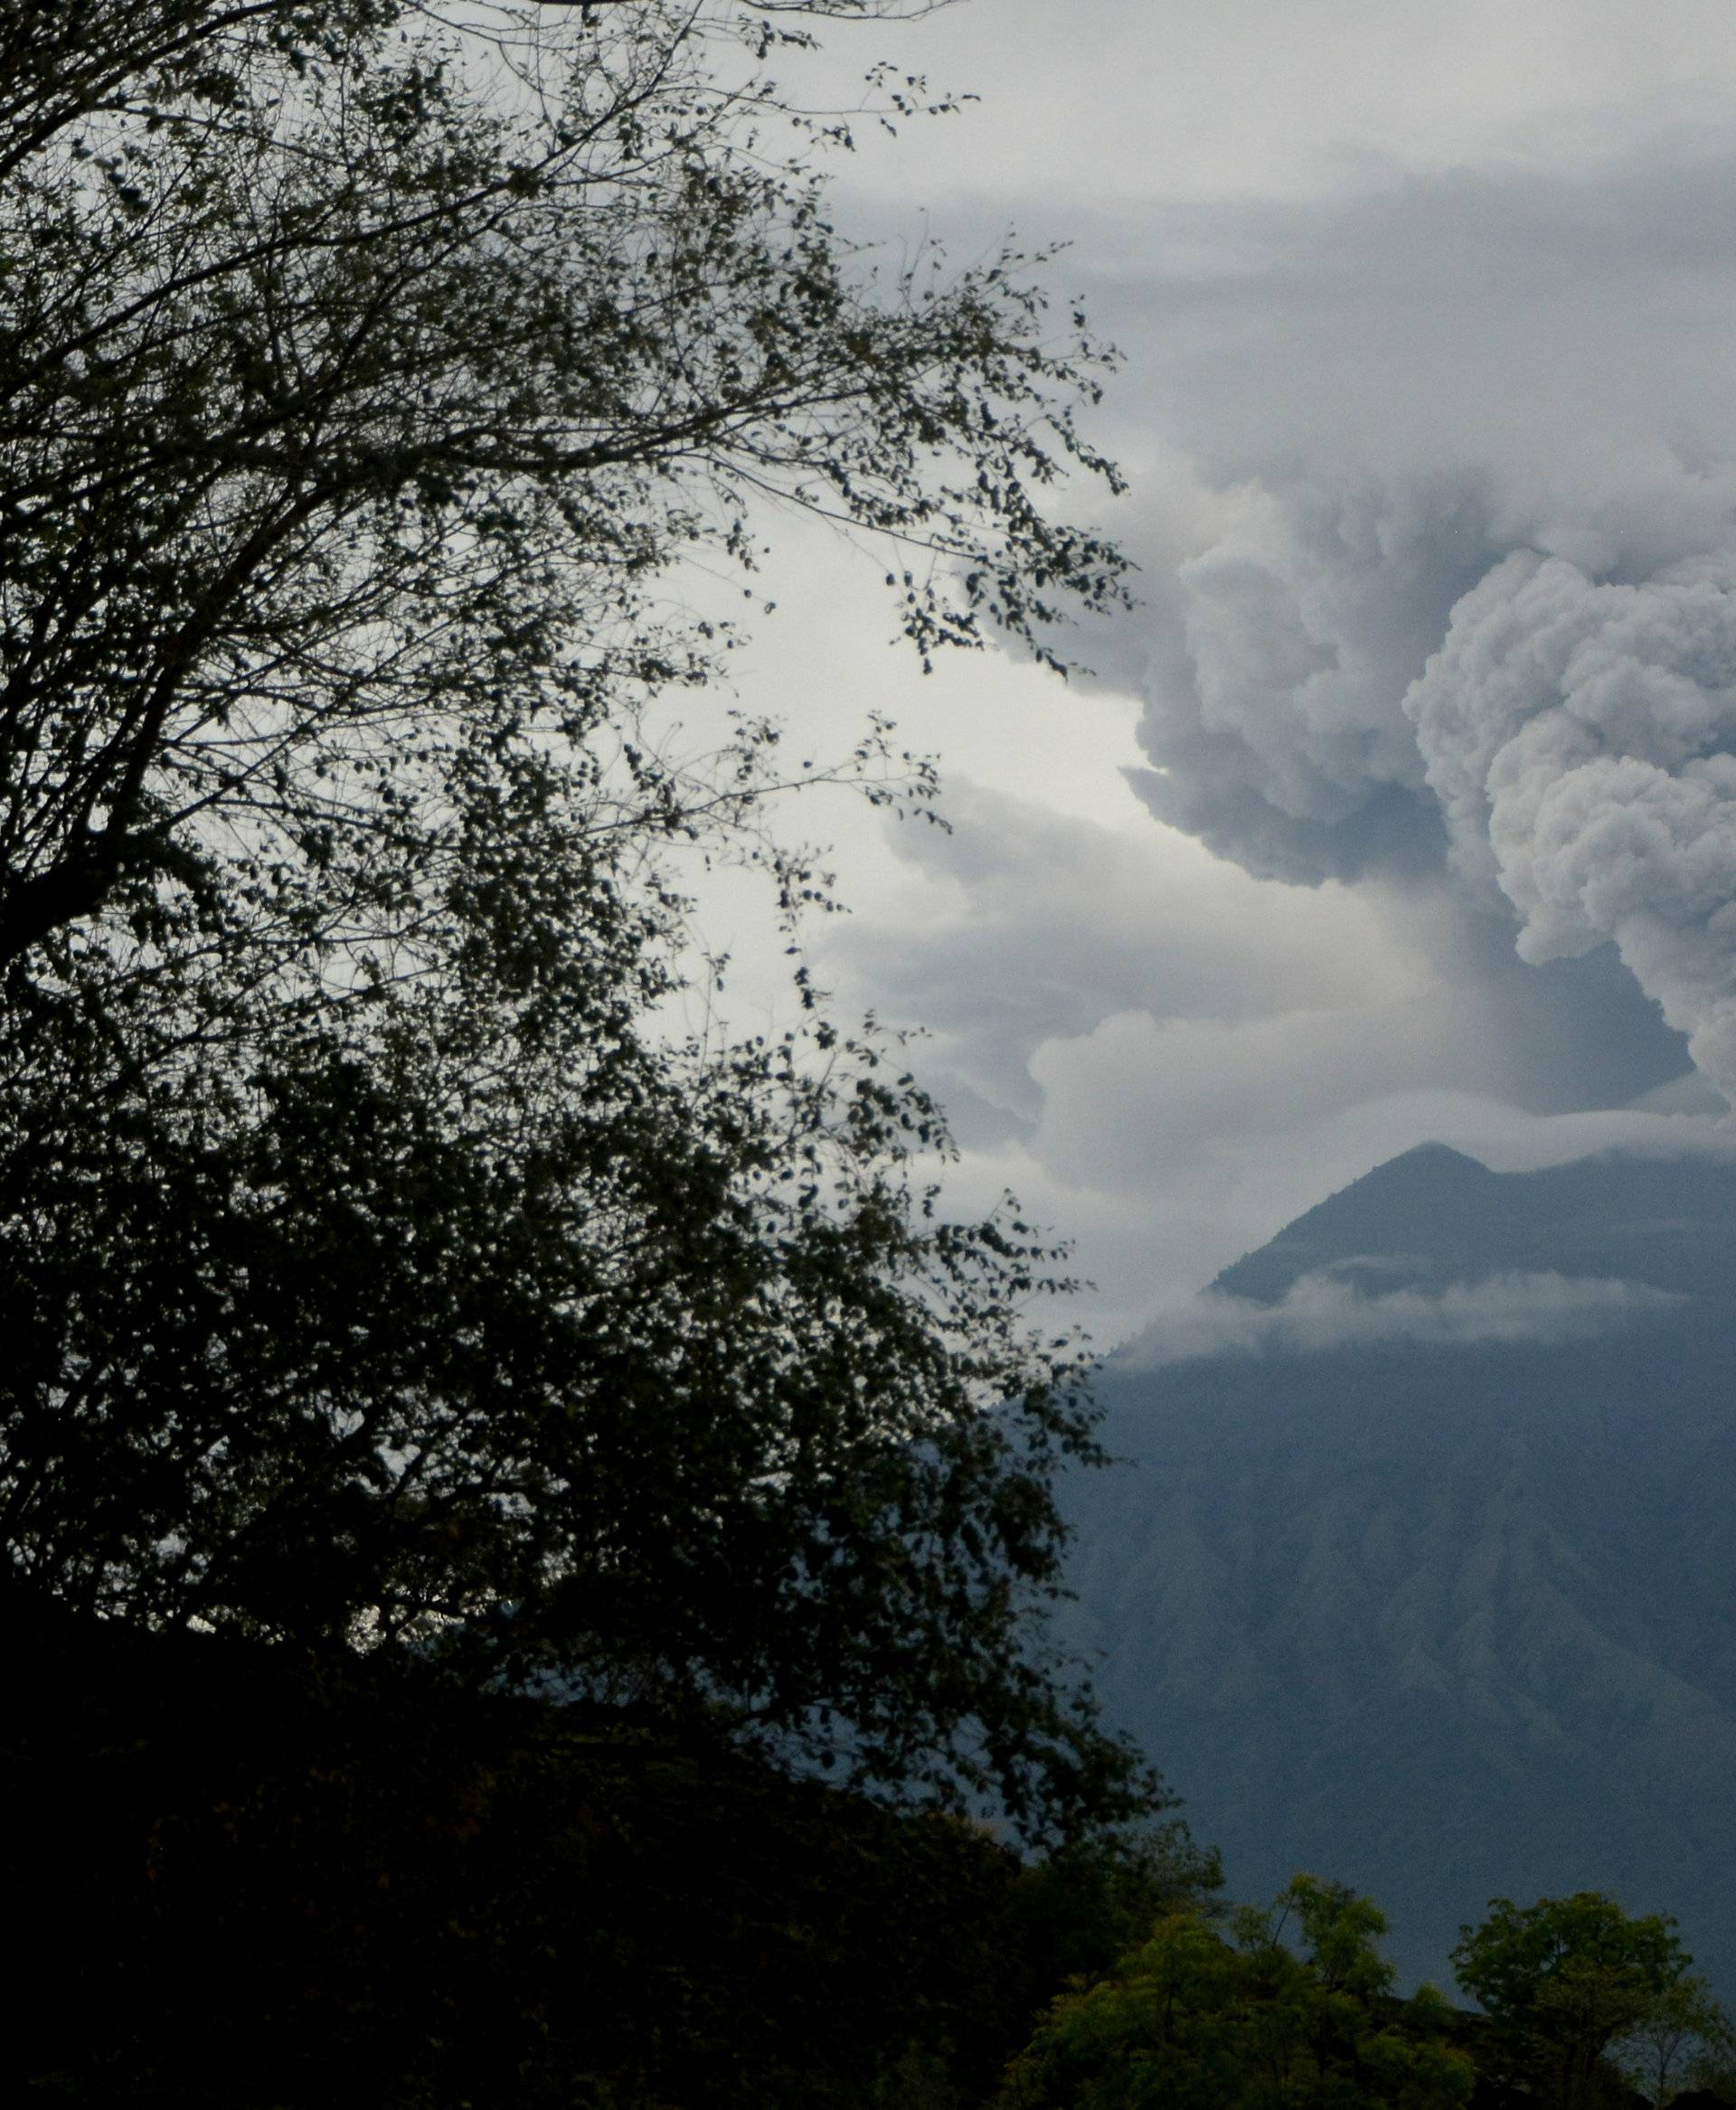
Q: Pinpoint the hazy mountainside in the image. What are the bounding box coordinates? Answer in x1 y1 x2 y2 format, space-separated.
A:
1058 1143 1736 1998
1212 1141 1736 1306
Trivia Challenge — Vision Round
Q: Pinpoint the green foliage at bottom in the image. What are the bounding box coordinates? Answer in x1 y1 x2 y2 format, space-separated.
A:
1451 1892 1727 2110
997 1876 1475 2110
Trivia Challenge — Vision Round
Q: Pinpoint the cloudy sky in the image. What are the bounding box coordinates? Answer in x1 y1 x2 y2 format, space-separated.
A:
704 0 1736 1346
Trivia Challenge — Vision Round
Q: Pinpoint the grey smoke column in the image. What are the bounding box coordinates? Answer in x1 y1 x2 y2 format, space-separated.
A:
1095 136 1736 1104
1122 477 1490 885
1407 550 1736 1099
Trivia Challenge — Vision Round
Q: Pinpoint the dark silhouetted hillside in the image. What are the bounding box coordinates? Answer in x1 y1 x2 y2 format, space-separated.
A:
0 1594 1211 2107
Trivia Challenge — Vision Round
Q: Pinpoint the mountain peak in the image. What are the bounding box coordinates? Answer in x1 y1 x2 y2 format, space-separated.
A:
1211 1142 1496 1303
1080 1135 1736 2005
1373 1140 1491 1177
1208 1139 1736 1308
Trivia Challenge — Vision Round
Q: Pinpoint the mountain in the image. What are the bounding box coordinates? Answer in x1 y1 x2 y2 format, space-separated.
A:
1059 1142 1736 1997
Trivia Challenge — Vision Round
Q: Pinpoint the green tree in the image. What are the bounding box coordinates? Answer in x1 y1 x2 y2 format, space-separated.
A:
1011 1817 1227 1992
997 1875 1474 2110
1451 1892 1694 2110
0 0 1153 1841
1611 1976 1736 2110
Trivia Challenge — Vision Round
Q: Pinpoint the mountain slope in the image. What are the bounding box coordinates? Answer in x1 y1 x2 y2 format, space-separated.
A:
1061 1144 1736 1995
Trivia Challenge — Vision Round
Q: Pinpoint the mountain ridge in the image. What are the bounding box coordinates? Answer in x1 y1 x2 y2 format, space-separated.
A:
1064 1140 1736 1997
1204 1138 1736 1308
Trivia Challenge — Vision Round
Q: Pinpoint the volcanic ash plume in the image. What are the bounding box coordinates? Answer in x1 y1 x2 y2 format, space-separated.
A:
1405 550 1736 1101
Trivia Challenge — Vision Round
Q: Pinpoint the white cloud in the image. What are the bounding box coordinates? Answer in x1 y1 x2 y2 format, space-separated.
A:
816 0 1736 212
1028 128 1736 1125
1121 1267 1686 1368
1028 1003 1482 1188
1070 137 1736 895
820 777 1404 1132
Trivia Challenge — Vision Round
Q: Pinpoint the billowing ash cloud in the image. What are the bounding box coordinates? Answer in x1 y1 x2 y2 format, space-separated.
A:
1124 475 1491 883
1408 551 1736 1093
1121 1268 1684 1368
1076 131 1736 1096
1137 522 1736 1099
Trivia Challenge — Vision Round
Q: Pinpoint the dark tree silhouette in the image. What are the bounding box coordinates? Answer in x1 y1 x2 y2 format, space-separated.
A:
0 0 1152 1839
0 0 1125 974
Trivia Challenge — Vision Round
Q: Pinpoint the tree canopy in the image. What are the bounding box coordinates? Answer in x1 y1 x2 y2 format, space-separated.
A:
1610 1973 1735 2110
0 0 1126 975
1451 1892 1696 2110
996 1873 1475 2110
0 0 1151 1838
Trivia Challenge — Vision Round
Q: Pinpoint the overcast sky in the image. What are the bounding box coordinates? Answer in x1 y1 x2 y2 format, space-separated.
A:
704 0 1736 1346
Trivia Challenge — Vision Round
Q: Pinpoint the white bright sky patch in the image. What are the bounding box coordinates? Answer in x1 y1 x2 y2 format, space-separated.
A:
698 0 1736 1346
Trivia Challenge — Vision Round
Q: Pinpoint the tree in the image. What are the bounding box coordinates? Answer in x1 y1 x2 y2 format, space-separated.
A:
3 901 1156 1832
0 1599 1127 2106
0 0 1126 979
0 0 1152 1840
1611 1977 1735 2110
996 1874 1474 2110
1009 1817 1227 1993
1451 1893 1695 2110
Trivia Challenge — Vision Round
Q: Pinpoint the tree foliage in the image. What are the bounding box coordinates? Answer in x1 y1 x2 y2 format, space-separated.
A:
0 0 1149 1838
1451 1892 1696 2110
1611 1975 1736 2110
997 1874 1474 2110
0 0 1127 975
4 922 1151 1826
